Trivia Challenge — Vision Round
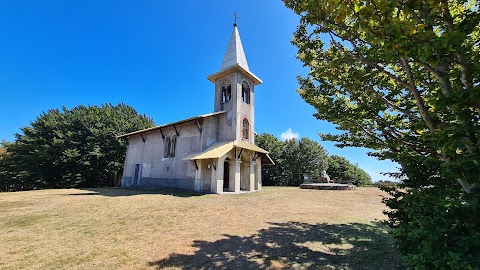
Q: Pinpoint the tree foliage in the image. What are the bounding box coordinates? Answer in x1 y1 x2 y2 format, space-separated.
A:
255 133 285 185
256 133 329 186
327 155 372 186
0 103 154 191
256 133 371 186
283 0 480 268
0 142 7 157
284 0 479 192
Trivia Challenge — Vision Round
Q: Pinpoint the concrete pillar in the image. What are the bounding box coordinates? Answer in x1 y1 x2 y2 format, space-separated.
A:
234 160 241 193
194 160 202 192
249 161 255 192
256 158 262 191
216 160 224 194
229 161 235 192
210 160 217 193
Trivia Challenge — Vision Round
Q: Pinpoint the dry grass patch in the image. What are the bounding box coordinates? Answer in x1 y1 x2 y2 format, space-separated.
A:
0 187 403 269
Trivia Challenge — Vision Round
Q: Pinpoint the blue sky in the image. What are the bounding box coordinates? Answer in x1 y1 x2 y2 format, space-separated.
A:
0 0 399 182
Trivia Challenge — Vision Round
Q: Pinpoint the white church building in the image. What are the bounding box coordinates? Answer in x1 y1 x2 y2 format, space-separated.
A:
118 23 273 194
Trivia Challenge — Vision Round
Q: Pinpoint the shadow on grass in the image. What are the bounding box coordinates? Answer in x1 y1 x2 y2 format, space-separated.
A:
67 187 204 198
149 222 404 269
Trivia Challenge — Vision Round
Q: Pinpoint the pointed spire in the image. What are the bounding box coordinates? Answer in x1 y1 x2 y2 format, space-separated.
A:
220 24 249 71
207 20 262 85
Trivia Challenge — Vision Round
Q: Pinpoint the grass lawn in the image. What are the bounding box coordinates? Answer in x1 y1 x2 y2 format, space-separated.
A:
0 187 404 269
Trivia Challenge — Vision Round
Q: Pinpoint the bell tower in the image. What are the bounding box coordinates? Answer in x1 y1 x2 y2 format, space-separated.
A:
207 21 262 144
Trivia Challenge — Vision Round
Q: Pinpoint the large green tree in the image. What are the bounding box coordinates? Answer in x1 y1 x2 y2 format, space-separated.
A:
255 133 285 185
327 155 372 186
0 103 154 191
258 133 368 186
283 0 480 268
284 0 479 192
281 137 329 185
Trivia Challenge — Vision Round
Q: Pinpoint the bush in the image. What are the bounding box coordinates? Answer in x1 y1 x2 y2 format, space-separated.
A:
382 184 480 269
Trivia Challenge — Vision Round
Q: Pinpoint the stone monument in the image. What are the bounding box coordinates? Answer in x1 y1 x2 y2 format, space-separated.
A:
320 170 331 183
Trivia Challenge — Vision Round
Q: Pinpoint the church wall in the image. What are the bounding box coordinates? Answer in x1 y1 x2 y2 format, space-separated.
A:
200 114 236 148
201 116 219 148
236 73 255 144
212 75 237 143
122 120 208 189
211 72 257 145
201 161 212 192
121 135 146 182
217 111 235 142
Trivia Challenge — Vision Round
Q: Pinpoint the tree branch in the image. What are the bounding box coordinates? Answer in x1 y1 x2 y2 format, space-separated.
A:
365 84 421 121
329 32 437 132
440 0 474 91
350 120 383 143
415 60 453 96
401 57 437 131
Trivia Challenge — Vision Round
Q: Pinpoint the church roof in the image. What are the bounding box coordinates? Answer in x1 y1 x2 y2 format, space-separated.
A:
207 25 262 85
221 25 249 71
117 111 225 138
183 140 274 165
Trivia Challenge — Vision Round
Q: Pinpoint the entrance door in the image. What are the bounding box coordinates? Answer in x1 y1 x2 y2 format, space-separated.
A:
223 161 230 190
133 164 141 186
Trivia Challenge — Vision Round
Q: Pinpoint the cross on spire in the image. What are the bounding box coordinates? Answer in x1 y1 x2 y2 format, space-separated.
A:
233 12 238 26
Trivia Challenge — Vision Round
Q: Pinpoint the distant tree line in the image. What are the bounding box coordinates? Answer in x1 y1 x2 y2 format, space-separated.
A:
0 103 154 192
373 180 400 187
255 133 372 186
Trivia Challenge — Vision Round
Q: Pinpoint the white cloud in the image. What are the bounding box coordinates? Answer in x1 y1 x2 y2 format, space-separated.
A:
280 128 299 141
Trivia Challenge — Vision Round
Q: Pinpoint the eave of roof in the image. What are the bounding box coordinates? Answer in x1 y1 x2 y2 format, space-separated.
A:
117 111 225 138
207 64 262 85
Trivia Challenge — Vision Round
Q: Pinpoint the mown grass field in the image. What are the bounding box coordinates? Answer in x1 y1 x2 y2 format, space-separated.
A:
0 187 404 269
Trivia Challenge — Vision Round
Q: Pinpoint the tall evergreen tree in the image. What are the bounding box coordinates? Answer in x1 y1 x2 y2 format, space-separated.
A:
255 133 284 185
0 103 154 191
327 155 372 186
256 133 373 186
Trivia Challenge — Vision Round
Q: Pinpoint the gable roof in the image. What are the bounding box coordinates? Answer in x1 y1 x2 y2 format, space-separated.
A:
183 140 274 165
117 111 225 138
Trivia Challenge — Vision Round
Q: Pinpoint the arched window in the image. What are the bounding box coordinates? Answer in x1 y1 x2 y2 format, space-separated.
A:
242 81 250 104
163 136 177 158
242 118 249 140
170 136 176 157
221 81 231 104
164 137 171 158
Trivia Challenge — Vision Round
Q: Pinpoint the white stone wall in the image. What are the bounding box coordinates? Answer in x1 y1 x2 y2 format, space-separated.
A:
122 118 218 187
212 72 255 144
236 73 255 144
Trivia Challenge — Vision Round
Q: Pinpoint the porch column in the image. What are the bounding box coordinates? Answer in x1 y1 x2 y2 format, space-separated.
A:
210 160 217 193
229 161 235 192
234 160 241 193
256 158 262 191
249 161 256 191
194 160 202 192
215 159 224 194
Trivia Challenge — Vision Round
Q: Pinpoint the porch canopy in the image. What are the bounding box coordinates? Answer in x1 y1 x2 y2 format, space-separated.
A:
183 140 274 165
